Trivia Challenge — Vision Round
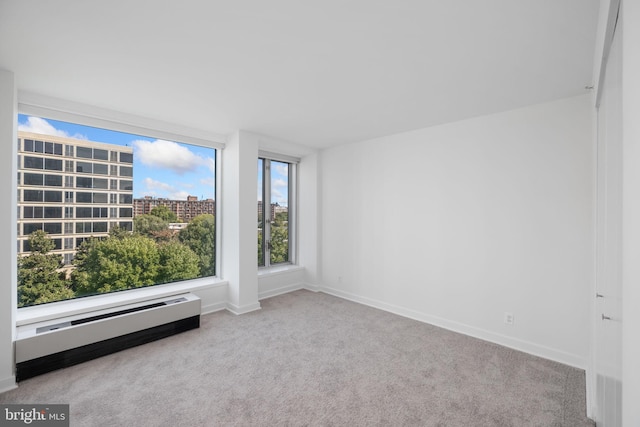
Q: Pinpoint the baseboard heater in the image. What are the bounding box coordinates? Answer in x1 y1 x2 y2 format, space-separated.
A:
15 293 201 382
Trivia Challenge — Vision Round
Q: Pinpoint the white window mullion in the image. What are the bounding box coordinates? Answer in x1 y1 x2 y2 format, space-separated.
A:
264 159 272 267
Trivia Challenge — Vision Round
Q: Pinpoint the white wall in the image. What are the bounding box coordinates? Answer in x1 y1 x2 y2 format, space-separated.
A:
0 69 17 392
320 95 594 368
621 1 640 425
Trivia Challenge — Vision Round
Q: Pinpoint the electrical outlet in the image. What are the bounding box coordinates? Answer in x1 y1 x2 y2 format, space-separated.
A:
504 312 514 325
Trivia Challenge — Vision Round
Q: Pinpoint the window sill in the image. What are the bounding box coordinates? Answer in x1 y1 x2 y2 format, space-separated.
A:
16 277 229 327
258 264 304 278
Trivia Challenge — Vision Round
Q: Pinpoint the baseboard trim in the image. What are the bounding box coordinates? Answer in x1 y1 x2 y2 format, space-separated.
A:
226 302 261 315
259 283 305 300
0 376 17 394
259 283 322 301
201 301 227 315
302 283 321 293
319 285 586 369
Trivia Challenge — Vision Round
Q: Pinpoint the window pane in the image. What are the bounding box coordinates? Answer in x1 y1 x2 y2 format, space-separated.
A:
76 192 92 203
120 152 133 163
76 161 92 173
23 207 34 219
45 142 55 154
76 146 92 158
93 222 108 233
23 190 43 202
120 166 133 177
43 222 62 233
270 161 289 265
93 193 108 204
24 173 43 186
76 207 92 218
93 163 108 175
93 148 108 160
17 114 217 308
24 223 42 235
258 158 293 268
51 238 62 250
93 178 108 189
44 175 63 187
24 156 43 169
76 177 92 188
45 158 63 171
44 207 62 218
75 222 89 233
257 159 265 267
44 191 62 203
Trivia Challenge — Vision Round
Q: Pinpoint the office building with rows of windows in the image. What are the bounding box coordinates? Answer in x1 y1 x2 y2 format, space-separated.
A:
17 131 134 265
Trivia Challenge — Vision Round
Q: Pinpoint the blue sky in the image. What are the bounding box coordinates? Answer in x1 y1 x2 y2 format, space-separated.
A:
257 159 289 207
18 114 216 201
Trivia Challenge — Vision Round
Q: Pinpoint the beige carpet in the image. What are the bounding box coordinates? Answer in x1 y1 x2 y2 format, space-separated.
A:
0 290 594 426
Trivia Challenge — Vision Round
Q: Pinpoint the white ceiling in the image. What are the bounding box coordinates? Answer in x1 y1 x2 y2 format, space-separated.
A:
0 1 600 149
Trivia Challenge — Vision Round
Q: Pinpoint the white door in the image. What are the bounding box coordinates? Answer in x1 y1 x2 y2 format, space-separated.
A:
594 13 623 427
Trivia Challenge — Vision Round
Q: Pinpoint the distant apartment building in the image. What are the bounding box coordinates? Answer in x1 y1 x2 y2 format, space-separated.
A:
133 195 215 222
257 201 288 221
17 131 134 265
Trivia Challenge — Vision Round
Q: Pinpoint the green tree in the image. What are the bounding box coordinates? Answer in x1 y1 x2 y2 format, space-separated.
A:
70 237 98 294
157 241 200 283
76 234 160 294
134 214 169 237
179 214 215 276
269 223 289 264
17 230 74 307
109 225 131 239
269 210 289 264
150 205 178 222
257 228 264 266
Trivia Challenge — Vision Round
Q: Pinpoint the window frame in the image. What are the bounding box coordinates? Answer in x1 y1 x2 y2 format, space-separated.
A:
258 151 298 269
16 98 225 319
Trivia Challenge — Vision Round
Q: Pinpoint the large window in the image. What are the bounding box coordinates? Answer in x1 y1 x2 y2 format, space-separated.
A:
16 115 217 308
257 156 295 267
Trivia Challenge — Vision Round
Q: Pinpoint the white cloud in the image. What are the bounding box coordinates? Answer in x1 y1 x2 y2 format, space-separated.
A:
271 178 289 203
170 190 191 200
142 177 195 200
143 177 176 193
18 116 86 139
205 157 215 174
271 188 288 206
272 178 288 189
274 163 289 176
133 139 211 175
199 177 215 188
